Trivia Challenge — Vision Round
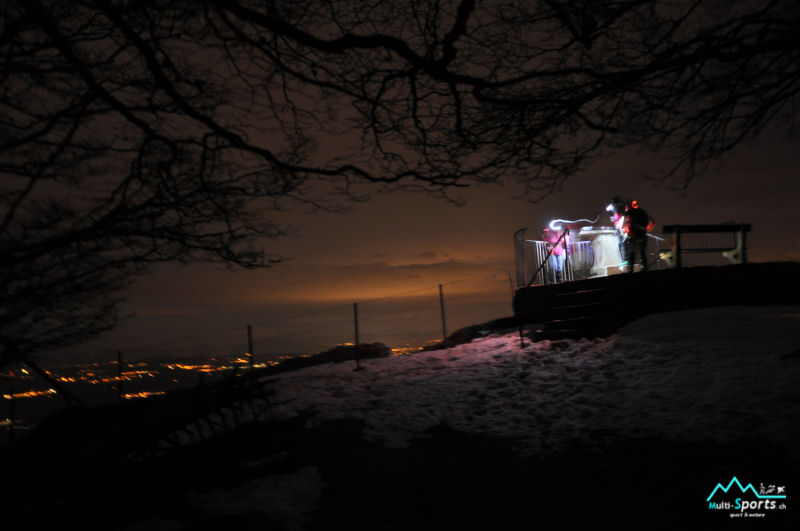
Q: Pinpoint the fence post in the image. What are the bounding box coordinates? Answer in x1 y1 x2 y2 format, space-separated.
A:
439 284 447 346
117 350 124 401
353 302 363 371
247 324 254 371
8 386 16 444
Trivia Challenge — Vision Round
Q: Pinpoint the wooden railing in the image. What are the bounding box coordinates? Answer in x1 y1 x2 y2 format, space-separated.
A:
659 224 751 268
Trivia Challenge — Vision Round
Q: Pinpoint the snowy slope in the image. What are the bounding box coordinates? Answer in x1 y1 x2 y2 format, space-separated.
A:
128 305 799 530
269 305 800 456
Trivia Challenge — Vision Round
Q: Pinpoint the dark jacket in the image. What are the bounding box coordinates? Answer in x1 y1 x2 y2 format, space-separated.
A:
627 206 650 238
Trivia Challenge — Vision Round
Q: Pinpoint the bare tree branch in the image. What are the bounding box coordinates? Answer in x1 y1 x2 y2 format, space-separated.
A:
1 0 798 364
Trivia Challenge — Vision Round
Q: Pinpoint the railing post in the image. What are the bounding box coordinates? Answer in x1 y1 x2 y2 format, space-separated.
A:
674 225 682 268
533 245 545 286
563 228 570 281
740 225 748 264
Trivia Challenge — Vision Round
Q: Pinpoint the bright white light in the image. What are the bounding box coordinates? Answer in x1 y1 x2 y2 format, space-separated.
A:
548 217 598 230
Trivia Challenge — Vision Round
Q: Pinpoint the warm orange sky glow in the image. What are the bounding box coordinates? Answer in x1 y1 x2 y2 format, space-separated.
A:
50 129 800 363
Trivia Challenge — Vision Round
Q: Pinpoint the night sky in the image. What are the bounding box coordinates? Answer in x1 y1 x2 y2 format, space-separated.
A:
5 0 798 370
5 5 798 530
55 125 800 364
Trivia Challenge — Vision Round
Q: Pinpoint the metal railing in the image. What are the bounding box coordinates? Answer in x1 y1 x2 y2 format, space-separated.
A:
526 229 568 287
514 224 753 291
514 228 594 288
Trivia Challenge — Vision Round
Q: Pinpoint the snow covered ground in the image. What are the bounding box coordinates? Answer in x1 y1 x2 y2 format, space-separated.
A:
269 305 800 457
124 305 800 530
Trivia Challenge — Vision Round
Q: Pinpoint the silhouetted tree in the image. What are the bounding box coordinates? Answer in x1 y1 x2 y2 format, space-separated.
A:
2 0 798 366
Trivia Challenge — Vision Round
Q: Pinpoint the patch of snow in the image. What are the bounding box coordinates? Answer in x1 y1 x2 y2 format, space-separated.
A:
267 306 800 456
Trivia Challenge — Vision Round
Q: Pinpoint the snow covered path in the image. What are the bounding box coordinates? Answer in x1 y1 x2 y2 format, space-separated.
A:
269 306 800 456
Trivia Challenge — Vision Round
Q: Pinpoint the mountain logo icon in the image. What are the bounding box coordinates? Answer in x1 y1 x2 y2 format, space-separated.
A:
706 477 787 502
